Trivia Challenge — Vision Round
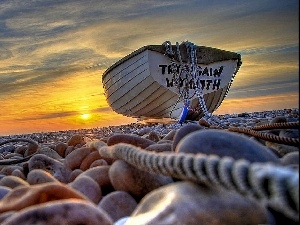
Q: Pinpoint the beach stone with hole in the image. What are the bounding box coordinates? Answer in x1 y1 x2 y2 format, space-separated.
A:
27 169 60 185
1 199 113 225
172 123 204 151
69 175 102 204
0 182 88 213
126 181 268 225
107 134 155 149
98 191 137 222
28 154 72 183
176 129 280 163
109 160 173 199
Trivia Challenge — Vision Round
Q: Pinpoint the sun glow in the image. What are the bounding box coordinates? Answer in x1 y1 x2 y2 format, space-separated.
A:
80 113 91 120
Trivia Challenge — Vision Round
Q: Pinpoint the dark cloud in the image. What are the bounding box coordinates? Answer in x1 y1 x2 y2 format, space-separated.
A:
15 111 77 121
229 79 299 99
14 106 113 121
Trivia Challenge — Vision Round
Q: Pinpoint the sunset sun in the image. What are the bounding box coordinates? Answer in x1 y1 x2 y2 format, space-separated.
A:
80 113 91 120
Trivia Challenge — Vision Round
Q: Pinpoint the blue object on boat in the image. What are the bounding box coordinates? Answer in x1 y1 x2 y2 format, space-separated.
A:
178 106 188 123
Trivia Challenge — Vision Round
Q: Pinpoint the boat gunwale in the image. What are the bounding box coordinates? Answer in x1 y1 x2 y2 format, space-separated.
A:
102 44 242 81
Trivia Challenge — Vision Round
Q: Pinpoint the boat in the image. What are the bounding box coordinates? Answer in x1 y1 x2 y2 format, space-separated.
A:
102 41 242 122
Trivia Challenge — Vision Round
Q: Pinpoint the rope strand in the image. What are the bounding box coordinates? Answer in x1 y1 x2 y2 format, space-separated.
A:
228 127 299 146
97 143 299 221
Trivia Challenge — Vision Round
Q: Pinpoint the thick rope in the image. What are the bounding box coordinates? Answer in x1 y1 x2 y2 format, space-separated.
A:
0 138 39 165
251 122 299 131
97 143 299 221
228 124 299 147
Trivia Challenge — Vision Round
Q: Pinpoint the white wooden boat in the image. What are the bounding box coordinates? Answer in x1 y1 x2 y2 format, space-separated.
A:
102 41 242 121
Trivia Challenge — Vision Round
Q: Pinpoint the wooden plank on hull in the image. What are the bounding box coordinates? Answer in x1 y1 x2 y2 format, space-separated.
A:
214 85 230 110
143 94 179 117
115 81 159 112
104 60 149 93
130 87 174 116
109 75 155 110
103 51 148 86
108 68 150 103
209 87 226 112
104 56 149 92
205 90 217 113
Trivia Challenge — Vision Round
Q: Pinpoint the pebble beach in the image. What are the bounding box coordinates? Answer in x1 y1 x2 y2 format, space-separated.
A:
0 108 298 224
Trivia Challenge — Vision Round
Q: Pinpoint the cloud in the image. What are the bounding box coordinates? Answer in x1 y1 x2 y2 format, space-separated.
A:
0 0 298 135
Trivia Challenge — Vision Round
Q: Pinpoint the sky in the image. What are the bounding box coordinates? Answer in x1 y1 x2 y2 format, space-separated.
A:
0 0 298 135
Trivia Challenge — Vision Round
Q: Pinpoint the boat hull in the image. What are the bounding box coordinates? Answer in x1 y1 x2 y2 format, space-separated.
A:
102 44 241 120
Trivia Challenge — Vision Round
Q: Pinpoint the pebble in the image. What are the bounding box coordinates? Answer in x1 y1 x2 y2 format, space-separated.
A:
10 169 26 180
75 166 113 194
36 146 63 160
89 159 108 168
67 134 85 146
281 151 299 167
1 199 113 225
145 143 172 152
107 134 156 149
69 175 102 204
0 186 11 200
176 129 280 163
0 166 23 176
0 182 88 213
172 123 203 151
0 108 298 224
144 131 160 142
0 176 29 189
64 147 93 170
27 169 60 185
54 142 68 157
109 160 173 199
80 151 102 171
28 154 72 183
98 191 137 222
126 181 269 225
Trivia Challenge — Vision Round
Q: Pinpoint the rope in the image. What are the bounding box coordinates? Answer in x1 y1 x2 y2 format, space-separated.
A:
228 122 299 147
251 122 299 131
0 138 39 165
97 143 299 221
